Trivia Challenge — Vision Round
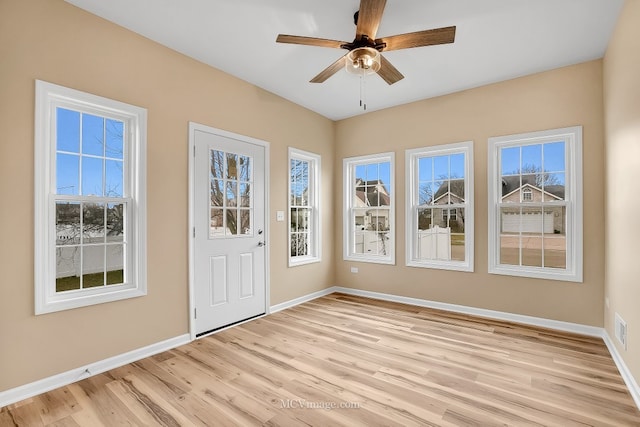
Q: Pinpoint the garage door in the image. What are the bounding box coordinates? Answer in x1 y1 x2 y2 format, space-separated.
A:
502 211 554 233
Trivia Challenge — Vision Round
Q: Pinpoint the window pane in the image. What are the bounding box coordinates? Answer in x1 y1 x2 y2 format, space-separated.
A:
57 108 80 153
433 180 446 204
240 183 251 208
521 144 542 171
355 165 366 181
544 173 565 201
366 163 378 181
226 182 237 207
226 209 238 235
450 208 465 233
106 244 124 285
211 150 224 179
501 146 520 176
450 153 465 179
56 246 81 292
451 233 465 262
353 208 368 230
211 179 224 207
543 142 565 173
83 203 105 243
82 245 105 288
82 156 103 196
226 153 238 180
82 114 105 156
544 233 566 269
239 209 251 235
500 206 520 265
418 182 432 205
354 231 365 254
291 233 308 257
107 203 124 243
105 159 123 197
417 208 432 231
105 119 124 160
433 155 448 180
210 209 224 237
500 234 520 266
522 235 543 267
418 157 433 181
56 153 79 195
451 178 465 201
56 202 80 245
239 156 251 182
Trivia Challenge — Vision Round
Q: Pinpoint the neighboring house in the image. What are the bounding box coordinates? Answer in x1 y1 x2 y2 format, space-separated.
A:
500 175 565 234
427 178 466 233
353 179 391 231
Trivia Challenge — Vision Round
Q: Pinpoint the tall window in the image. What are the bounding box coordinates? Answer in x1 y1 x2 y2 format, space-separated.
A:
35 80 147 314
405 142 474 271
343 152 395 264
488 126 582 282
288 148 321 266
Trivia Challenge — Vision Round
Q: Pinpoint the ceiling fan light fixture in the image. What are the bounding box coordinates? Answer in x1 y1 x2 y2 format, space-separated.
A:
345 47 381 75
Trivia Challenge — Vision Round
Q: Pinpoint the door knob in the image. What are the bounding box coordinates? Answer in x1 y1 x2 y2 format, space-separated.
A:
258 241 266 247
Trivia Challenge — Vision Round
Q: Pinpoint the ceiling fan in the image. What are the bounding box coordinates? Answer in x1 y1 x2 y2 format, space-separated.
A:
276 0 456 85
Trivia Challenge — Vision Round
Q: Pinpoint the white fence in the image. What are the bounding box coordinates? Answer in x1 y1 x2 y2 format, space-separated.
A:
417 226 451 260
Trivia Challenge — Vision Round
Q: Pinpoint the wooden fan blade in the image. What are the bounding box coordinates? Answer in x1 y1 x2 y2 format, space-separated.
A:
377 55 404 85
276 34 347 49
379 26 456 51
310 55 348 83
356 0 387 41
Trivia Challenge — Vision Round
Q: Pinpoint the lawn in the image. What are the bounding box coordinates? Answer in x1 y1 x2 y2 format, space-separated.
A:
56 270 124 292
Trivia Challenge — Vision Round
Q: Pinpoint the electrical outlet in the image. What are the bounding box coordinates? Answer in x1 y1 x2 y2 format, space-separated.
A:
350 267 359 273
276 211 284 221
615 312 627 350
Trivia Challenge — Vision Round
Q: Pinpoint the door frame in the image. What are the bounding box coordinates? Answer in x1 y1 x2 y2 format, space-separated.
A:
188 122 270 340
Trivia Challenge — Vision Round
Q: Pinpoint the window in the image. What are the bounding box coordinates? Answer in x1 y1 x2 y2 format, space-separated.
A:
343 152 395 264
288 148 321 266
488 126 582 282
35 80 147 314
405 142 474 271
442 208 457 221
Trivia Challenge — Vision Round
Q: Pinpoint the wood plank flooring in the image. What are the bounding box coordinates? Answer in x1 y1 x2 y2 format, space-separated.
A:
2 293 640 426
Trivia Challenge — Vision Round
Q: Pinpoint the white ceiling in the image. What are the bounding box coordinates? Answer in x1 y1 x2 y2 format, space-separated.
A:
64 0 623 121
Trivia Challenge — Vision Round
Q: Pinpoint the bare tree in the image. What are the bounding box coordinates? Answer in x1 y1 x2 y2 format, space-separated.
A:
514 164 561 187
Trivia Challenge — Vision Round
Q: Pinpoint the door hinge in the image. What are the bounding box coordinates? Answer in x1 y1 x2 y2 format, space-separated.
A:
193 227 195 238
193 145 196 157
194 308 197 319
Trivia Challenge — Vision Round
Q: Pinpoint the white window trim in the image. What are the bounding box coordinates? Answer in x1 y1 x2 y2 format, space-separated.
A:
405 141 474 272
288 147 321 267
343 152 395 265
34 80 147 314
487 126 583 282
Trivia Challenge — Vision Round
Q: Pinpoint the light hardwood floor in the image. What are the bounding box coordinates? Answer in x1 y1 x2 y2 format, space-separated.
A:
2 293 640 426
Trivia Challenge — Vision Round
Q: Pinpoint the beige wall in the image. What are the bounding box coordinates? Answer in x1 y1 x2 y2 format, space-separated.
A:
335 60 605 326
604 0 640 388
0 0 335 392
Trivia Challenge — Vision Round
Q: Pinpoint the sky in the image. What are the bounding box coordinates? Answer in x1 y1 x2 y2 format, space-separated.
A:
501 141 566 184
56 107 124 197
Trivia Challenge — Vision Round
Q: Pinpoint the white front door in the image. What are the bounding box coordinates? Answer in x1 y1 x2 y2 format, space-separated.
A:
192 125 266 336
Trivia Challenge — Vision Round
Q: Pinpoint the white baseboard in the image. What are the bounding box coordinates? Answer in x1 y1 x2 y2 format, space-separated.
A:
269 287 336 314
332 286 604 337
0 334 191 408
603 331 640 409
